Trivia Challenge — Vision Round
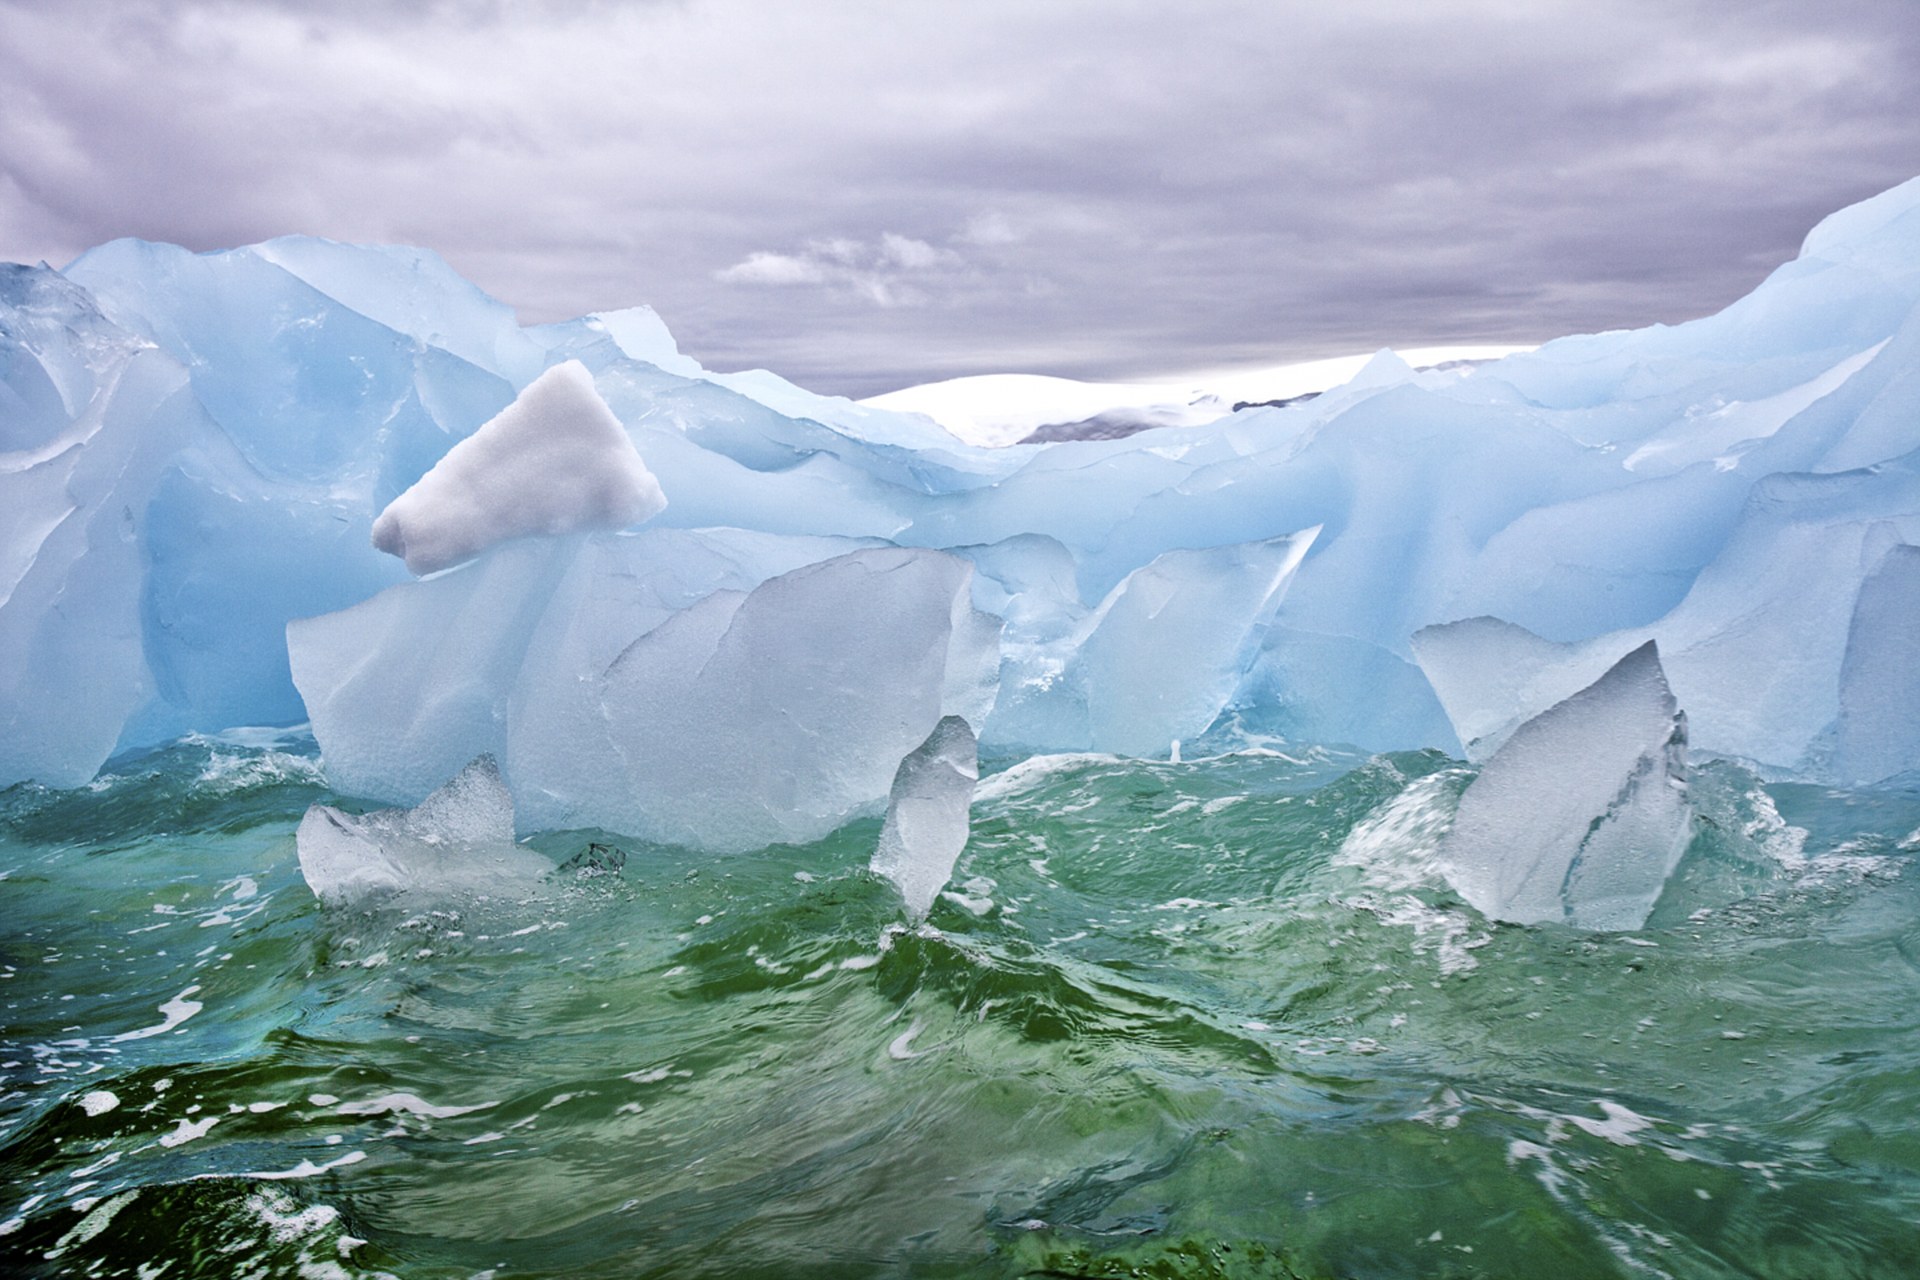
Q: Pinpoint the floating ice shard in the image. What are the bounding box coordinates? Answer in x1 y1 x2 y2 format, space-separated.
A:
372 360 666 574
1439 641 1691 931
871 715 979 918
295 755 553 906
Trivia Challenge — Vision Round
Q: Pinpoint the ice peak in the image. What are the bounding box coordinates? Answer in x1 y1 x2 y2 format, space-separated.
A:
1798 174 1920 266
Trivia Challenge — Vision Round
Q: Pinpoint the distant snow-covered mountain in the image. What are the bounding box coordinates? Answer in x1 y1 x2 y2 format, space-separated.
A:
859 345 1533 447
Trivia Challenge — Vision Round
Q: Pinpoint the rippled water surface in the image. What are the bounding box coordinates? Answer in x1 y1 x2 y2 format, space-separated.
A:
4 733 1920 1278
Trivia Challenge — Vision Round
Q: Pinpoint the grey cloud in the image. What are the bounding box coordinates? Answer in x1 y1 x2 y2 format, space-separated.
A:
2 0 1917 396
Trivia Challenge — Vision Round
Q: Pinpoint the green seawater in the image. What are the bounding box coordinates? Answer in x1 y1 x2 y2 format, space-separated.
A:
3 734 1919 1279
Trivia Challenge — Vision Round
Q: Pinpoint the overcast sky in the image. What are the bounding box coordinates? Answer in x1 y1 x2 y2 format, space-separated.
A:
3 0 1917 397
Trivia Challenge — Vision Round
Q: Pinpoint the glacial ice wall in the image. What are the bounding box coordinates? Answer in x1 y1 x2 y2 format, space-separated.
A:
4 177 1920 849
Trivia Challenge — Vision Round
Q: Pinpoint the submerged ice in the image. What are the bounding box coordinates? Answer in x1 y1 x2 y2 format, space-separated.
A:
4 179 1920 898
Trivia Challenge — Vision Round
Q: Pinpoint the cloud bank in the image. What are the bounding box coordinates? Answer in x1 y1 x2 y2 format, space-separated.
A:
3 0 1916 396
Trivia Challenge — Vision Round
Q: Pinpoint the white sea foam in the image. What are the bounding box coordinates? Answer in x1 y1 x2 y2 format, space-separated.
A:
973 753 1121 805
111 986 204 1042
334 1092 496 1120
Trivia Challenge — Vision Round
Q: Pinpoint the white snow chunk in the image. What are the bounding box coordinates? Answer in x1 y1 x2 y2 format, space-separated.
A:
371 359 665 574
1440 640 1691 931
871 715 979 918
295 755 552 905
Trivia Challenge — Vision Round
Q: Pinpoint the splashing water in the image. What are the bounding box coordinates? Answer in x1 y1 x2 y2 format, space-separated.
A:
3 734 1918 1278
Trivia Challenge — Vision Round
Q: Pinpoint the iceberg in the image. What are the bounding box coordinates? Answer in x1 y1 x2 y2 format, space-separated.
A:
295 756 554 906
2 176 1919 810
871 715 979 918
1439 642 1691 931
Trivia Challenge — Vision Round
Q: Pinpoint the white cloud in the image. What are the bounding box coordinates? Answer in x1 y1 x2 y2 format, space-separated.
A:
879 232 956 269
957 211 1023 246
714 250 829 286
810 236 865 266
715 229 967 306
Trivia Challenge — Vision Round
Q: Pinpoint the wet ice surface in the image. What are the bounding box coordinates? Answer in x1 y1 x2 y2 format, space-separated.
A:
1439 641 1693 930
870 715 979 918
295 755 554 907
3 733 1918 1278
